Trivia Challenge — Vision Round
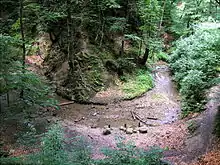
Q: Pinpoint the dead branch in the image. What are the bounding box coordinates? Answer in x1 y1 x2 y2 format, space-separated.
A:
133 112 154 126
130 111 136 120
58 101 75 106
147 117 158 120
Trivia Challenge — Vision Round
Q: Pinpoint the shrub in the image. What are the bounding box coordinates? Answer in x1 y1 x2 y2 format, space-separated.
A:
122 69 153 99
27 124 92 165
170 29 220 114
95 139 164 165
0 35 58 113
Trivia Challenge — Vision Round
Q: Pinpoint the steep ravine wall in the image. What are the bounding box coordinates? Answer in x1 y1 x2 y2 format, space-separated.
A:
42 31 121 101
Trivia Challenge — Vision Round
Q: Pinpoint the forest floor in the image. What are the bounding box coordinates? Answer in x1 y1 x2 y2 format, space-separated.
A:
1 59 219 164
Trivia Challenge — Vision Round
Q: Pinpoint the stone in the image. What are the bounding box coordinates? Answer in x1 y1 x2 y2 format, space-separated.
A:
126 128 133 134
92 112 97 116
132 129 138 133
91 124 97 128
52 112 57 116
119 126 126 131
103 128 111 135
47 118 51 123
104 125 110 129
139 126 148 133
30 114 38 118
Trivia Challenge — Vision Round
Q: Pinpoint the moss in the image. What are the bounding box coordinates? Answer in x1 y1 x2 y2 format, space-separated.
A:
121 69 153 99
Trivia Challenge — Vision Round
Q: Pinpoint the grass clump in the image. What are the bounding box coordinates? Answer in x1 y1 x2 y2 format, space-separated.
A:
121 69 153 99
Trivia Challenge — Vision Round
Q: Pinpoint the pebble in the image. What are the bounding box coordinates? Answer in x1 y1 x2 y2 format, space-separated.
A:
92 112 97 116
126 128 133 134
119 126 126 131
138 126 148 133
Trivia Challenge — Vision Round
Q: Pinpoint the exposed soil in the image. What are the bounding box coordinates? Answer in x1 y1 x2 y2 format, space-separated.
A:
57 63 188 163
57 62 220 165
58 63 181 128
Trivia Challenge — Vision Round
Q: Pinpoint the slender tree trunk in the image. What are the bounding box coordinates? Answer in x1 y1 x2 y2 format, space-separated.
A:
159 0 167 31
139 47 149 66
20 0 26 98
120 0 129 56
138 40 143 57
120 39 125 56
67 0 73 71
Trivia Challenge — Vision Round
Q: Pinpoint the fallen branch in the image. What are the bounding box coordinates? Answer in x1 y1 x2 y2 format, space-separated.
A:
133 112 154 126
130 111 136 120
88 135 94 139
77 100 108 106
58 101 75 106
58 100 107 106
147 117 158 120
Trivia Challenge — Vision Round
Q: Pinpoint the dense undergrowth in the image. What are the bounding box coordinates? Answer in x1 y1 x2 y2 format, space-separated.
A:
0 35 58 113
0 124 167 165
170 28 220 116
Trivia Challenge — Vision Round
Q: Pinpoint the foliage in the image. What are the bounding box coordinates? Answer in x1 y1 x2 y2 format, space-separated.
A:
137 0 163 51
105 57 137 75
0 124 167 165
149 51 169 63
24 124 91 165
170 29 220 114
169 0 220 37
95 138 164 165
122 69 153 99
0 35 58 113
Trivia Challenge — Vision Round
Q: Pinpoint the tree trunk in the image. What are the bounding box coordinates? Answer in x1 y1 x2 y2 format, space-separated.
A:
139 47 149 66
19 0 26 98
120 39 125 56
67 0 74 71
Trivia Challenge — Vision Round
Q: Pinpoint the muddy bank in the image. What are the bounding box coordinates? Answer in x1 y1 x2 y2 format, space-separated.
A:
58 64 181 128
56 63 189 163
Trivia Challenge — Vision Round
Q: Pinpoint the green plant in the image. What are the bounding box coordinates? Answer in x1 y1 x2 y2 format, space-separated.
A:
28 124 92 165
95 138 164 165
149 51 169 63
122 69 153 99
0 35 58 113
1 125 170 165
170 28 220 114
157 52 169 62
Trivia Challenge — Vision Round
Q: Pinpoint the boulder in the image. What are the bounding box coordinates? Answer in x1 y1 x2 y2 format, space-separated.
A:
139 126 148 133
103 128 111 135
